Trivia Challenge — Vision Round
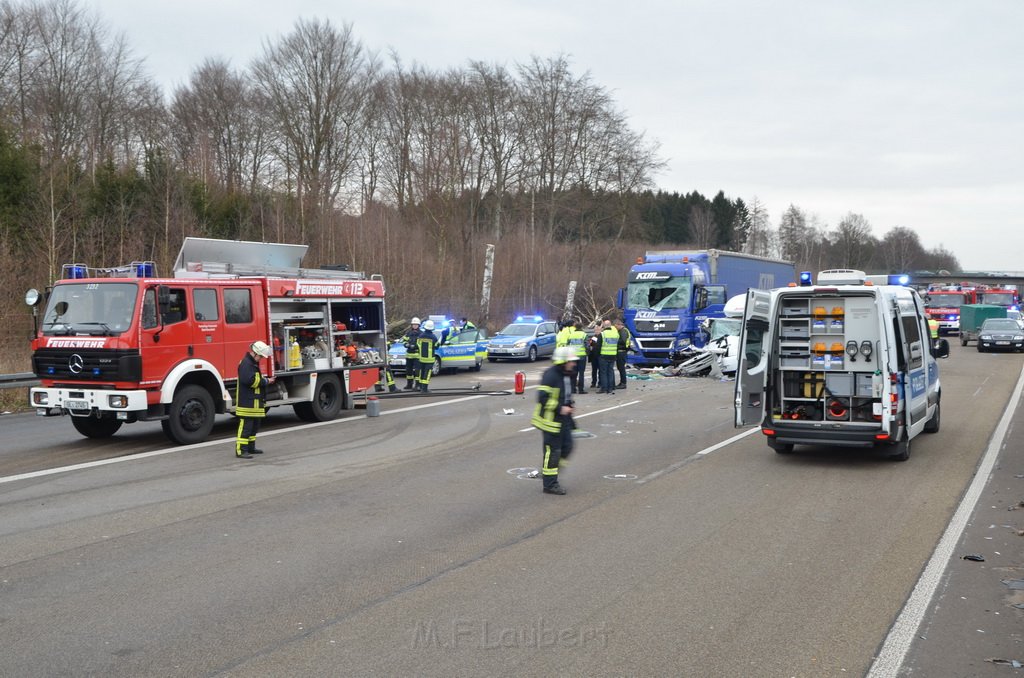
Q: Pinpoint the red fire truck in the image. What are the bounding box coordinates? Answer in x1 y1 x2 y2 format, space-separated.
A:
25 238 387 444
975 286 1020 310
922 288 969 335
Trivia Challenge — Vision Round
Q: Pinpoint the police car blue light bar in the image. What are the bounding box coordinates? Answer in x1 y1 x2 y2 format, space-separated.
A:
515 315 544 322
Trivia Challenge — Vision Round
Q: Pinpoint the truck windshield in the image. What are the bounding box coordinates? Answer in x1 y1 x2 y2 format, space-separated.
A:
925 294 964 308
626 277 693 312
980 292 1015 306
41 282 138 336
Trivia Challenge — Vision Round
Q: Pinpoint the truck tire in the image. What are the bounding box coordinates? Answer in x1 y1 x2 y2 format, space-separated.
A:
163 384 215 444
71 415 123 439
924 400 940 433
294 373 342 422
889 434 911 461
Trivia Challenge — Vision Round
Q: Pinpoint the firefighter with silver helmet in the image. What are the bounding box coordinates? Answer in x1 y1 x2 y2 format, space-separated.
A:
235 340 273 459
400 317 422 390
416 319 437 392
531 345 578 495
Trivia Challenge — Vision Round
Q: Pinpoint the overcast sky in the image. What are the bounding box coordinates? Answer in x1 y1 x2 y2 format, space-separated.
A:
89 0 1022 271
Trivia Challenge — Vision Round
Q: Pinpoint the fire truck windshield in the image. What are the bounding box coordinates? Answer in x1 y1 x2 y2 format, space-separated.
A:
980 292 1015 306
41 282 138 336
626 277 693 312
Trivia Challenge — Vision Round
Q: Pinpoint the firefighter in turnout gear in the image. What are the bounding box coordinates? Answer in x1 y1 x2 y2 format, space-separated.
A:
416 319 438 392
401 317 422 389
532 346 578 495
235 341 273 459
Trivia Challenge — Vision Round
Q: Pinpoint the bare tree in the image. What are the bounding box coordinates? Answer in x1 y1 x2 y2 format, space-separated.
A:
251 18 375 259
880 225 924 273
830 212 876 270
690 204 716 248
776 204 806 262
743 196 773 257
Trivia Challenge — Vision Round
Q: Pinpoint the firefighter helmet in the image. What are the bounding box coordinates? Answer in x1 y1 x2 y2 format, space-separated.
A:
553 346 578 364
411 317 421 325
422 319 435 330
250 341 272 358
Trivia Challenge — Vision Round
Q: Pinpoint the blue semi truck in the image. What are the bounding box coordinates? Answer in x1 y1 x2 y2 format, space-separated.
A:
617 250 795 366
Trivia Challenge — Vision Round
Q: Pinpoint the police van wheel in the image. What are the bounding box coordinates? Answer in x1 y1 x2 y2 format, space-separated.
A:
164 384 215 444
889 435 911 462
295 373 342 422
924 400 940 433
527 346 538 362
71 414 123 439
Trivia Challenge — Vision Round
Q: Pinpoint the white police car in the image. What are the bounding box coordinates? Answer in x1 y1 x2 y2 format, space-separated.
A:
388 316 488 375
486 316 559 362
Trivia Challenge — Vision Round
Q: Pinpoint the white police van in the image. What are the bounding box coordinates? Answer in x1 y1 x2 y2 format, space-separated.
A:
734 270 949 461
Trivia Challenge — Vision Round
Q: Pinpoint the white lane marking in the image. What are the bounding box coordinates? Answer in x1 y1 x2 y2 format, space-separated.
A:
0 391 500 485
867 362 1024 678
517 400 642 432
636 427 760 484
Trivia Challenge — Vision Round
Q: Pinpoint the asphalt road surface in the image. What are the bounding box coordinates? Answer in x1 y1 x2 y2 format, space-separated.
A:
1 347 1022 676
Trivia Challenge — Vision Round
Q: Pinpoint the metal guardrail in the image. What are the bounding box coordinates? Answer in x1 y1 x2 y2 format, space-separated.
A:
0 372 39 389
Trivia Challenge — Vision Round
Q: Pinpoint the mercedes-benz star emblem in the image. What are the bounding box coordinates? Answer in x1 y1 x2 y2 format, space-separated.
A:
68 354 84 374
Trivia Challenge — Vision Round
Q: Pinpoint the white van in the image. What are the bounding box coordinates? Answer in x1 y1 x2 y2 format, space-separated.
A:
734 270 950 460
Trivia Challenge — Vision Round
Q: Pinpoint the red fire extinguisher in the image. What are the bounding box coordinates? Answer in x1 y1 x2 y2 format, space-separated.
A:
514 370 526 394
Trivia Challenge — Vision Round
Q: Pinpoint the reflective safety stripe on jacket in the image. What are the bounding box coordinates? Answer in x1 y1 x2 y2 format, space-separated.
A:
531 364 566 433
236 353 266 418
617 326 632 353
600 328 619 356
556 326 572 347
569 328 587 356
928 319 939 339
417 334 436 362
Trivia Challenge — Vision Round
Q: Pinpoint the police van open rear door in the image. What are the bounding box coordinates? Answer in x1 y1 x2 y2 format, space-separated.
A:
734 288 773 427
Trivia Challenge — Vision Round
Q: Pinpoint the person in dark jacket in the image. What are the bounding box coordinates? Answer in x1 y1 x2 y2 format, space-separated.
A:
235 340 273 459
532 346 578 495
587 321 601 388
614 318 632 389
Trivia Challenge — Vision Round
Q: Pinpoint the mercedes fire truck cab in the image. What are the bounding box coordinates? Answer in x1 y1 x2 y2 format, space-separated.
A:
734 269 950 461
26 238 388 445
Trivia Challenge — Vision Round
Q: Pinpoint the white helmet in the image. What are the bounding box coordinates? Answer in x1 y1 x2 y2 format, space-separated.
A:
422 319 435 330
411 317 421 325
552 346 578 364
250 341 272 358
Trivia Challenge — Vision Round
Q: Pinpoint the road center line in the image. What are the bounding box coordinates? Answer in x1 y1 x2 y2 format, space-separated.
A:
636 427 760 484
517 399 642 432
867 362 1024 678
0 391 498 485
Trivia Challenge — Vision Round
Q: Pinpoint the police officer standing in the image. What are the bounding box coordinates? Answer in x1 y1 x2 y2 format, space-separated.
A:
401 317 422 390
532 346 578 495
235 340 273 459
416 319 438 392
595 319 619 394
565 318 588 394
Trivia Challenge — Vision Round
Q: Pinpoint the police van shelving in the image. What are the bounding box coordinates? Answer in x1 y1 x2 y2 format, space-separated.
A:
734 269 950 461
25 237 389 445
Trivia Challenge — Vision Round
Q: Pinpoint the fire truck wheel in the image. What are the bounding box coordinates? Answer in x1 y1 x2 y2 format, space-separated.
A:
164 384 215 444
71 415 123 439
294 373 342 422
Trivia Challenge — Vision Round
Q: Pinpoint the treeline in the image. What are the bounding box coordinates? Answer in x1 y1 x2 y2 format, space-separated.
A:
0 0 958 365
